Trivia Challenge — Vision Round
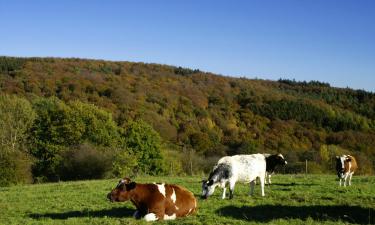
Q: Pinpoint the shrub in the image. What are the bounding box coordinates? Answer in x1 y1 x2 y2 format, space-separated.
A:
111 149 138 178
59 144 112 181
0 148 33 186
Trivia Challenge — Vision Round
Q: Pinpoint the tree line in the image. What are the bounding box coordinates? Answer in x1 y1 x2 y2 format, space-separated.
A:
0 57 374 186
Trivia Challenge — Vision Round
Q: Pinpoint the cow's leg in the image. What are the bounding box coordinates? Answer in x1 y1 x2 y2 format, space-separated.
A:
133 210 141 219
249 180 255 196
348 172 354 186
260 176 265 197
144 213 158 221
344 173 349 187
222 187 226 199
229 181 236 199
268 174 272 185
264 173 268 185
339 178 342 186
145 202 164 221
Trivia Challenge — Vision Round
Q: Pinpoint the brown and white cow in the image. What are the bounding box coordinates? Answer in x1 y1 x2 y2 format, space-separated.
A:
107 178 197 221
336 155 358 186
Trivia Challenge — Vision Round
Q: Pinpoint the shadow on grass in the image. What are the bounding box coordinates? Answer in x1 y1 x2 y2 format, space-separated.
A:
29 206 134 220
216 204 374 224
269 182 317 187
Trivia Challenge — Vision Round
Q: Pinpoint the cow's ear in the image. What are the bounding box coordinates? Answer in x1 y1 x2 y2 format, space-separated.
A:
201 179 207 183
125 182 136 191
122 177 131 184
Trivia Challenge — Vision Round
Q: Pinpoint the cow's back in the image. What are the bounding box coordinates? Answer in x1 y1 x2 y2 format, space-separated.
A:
228 154 266 182
165 184 197 218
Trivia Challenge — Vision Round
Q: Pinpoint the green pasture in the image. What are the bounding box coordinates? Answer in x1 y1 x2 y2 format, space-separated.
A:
1 175 374 224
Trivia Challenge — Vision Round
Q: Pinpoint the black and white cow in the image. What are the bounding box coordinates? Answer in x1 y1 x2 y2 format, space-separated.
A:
201 154 266 199
263 153 287 184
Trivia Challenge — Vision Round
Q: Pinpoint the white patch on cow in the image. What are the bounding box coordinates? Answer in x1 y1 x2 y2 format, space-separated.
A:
175 205 179 210
116 179 125 188
278 153 284 159
144 213 158 221
340 156 346 169
155 183 166 197
164 213 176 220
187 208 192 215
170 188 176 203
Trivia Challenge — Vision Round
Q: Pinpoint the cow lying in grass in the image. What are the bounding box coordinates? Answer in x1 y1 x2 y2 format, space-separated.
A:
107 178 197 221
201 153 266 199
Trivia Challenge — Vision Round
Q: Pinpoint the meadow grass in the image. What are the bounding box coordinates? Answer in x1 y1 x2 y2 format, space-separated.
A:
0 174 374 225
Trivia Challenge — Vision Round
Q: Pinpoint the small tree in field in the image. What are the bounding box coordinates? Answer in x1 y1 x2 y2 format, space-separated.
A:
123 120 166 175
0 95 35 151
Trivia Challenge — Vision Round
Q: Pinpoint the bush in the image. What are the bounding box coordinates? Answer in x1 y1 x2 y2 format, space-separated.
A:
0 148 33 186
111 149 138 178
180 148 220 175
59 144 112 181
162 150 184 176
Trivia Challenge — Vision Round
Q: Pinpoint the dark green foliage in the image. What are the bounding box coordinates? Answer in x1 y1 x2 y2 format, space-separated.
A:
29 97 122 181
59 144 112 181
0 56 27 75
174 66 201 76
278 78 331 87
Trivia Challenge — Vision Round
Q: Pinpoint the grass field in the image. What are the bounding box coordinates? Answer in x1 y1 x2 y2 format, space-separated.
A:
1 174 374 225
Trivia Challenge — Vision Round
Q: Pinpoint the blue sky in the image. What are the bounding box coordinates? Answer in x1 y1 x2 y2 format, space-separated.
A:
1 0 374 91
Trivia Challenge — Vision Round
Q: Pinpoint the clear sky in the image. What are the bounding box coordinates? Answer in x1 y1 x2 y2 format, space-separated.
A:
1 0 374 92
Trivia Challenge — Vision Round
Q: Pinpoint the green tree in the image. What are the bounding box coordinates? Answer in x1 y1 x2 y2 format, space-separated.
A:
29 97 84 181
0 95 35 186
123 120 166 175
0 95 36 151
69 100 121 147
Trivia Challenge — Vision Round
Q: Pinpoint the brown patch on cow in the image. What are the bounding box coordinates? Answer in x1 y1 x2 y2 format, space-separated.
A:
344 155 358 173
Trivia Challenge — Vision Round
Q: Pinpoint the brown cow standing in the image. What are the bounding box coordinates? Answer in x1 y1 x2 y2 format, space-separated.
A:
107 178 197 221
335 155 358 186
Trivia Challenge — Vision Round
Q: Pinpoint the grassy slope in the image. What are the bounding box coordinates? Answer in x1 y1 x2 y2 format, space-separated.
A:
1 175 374 225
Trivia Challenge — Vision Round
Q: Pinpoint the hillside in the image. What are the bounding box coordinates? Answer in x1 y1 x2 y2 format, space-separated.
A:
0 56 374 182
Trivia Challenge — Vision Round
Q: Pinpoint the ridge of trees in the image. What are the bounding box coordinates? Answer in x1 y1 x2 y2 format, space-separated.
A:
0 56 374 186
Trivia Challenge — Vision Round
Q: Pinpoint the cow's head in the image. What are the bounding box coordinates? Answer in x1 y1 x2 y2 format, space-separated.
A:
107 177 136 202
336 155 350 179
201 179 216 199
276 154 287 165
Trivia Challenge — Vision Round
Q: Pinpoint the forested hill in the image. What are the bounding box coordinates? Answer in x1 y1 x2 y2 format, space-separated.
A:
1 56 374 180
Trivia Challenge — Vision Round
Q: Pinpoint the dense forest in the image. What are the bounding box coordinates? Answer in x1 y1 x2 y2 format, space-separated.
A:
1 56 374 186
